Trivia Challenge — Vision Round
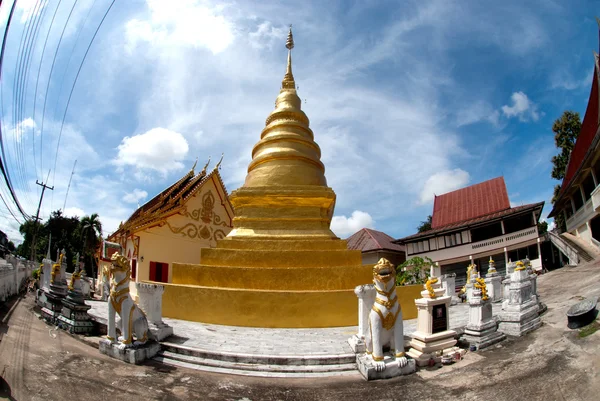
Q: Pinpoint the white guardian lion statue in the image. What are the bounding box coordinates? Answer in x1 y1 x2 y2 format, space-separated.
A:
366 258 408 371
107 253 152 349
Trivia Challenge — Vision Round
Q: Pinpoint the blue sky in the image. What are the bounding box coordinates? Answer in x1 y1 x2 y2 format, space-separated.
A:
0 0 598 243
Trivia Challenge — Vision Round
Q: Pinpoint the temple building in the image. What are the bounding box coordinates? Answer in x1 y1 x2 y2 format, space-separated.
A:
548 24 600 263
346 228 406 267
154 28 372 328
396 177 544 286
107 161 233 297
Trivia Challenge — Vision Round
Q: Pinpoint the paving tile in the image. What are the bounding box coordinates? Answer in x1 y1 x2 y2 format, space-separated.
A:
86 299 503 357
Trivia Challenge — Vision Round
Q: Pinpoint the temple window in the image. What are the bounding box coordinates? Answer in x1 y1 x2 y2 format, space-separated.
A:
149 261 169 283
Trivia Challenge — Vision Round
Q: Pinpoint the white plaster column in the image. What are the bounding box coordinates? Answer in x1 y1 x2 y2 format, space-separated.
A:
348 284 376 353
500 220 506 235
135 282 173 341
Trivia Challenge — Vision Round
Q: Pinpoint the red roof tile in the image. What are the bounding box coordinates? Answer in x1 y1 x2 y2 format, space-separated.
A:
398 201 544 242
431 177 510 229
346 228 405 253
559 64 599 196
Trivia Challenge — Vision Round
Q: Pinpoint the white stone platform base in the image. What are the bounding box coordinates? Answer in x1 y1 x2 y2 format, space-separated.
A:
99 338 160 364
461 326 506 350
407 331 457 367
347 334 366 353
356 353 416 380
149 322 173 342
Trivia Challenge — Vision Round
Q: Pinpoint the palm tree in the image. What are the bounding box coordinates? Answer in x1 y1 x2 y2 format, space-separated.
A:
80 213 102 290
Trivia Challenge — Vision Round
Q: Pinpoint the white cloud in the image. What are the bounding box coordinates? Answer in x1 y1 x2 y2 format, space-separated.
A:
331 210 375 238
62 207 86 218
125 0 235 54
114 127 189 174
501 91 540 122
419 169 470 204
550 68 594 91
248 21 286 49
123 189 148 204
7 117 36 142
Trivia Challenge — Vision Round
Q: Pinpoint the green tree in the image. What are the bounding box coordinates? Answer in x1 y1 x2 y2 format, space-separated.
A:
537 221 548 235
45 210 82 272
551 111 581 180
7 241 15 252
17 219 45 261
550 111 581 232
396 256 433 286
417 215 433 233
80 213 103 281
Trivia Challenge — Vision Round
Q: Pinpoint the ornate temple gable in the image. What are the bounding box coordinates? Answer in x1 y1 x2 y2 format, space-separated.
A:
111 160 233 238
155 174 233 247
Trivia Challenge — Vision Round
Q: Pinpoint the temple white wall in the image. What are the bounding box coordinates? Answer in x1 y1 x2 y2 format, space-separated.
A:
0 256 35 302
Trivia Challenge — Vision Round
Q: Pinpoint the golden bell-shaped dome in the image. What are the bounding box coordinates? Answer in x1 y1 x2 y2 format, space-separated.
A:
244 27 327 188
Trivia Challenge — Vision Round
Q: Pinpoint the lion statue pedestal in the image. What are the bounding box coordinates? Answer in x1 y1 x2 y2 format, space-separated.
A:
354 258 417 380
98 253 160 364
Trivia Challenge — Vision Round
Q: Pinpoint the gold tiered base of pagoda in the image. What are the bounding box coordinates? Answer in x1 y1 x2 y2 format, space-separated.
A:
158 238 372 328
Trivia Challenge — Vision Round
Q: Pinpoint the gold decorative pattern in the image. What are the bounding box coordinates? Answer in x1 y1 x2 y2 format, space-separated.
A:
201 191 215 223
474 277 489 301
371 305 400 331
426 277 438 299
514 261 526 272
50 253 64 284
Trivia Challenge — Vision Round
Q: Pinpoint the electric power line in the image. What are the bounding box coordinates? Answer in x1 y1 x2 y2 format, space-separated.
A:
38 0 78 183
51 0 117 199
0 0 31 221
31 0 63 184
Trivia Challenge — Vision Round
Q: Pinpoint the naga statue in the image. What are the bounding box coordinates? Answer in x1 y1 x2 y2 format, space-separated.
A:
474 277 489 301
365 258 408 372
514 261 526 272
50 252 65 284
106 253 152 349
425 277 438 299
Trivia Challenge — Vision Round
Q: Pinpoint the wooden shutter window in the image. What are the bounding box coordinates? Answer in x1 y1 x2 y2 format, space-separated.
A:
149 262 157 281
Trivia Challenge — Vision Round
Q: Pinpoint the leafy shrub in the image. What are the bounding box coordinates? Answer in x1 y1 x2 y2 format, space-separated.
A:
396 256 432 286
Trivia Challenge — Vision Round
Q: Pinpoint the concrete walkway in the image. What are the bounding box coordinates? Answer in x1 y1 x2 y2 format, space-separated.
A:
1 261 600 400
86 298 503 356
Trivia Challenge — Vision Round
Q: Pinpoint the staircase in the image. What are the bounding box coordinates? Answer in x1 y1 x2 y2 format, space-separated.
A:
547 231 595 265
153 342 358 378
560 233 596 263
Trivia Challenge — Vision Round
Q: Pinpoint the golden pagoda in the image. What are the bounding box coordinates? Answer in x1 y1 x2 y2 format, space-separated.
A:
159 28 372 327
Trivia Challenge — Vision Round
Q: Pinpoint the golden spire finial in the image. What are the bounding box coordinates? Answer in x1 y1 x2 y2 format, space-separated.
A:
201 156 211 175
191 157 198 173
282 25 295 89
215 153 224 170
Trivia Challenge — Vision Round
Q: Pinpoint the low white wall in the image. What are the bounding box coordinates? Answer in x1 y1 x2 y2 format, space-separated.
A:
0 256 35 302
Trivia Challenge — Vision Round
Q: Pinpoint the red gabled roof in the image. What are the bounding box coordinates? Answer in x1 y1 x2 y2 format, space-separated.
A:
431 177 510 229
346 228 405 253
398 201 544 242
559 64 599 196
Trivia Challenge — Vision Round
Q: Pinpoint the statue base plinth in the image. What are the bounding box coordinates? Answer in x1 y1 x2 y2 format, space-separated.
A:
356 353 416 380
149 322 173 342
347 334 366 353
99 338 160 364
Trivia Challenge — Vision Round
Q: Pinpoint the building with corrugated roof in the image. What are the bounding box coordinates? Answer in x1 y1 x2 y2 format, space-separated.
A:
346 228 406 266
396 177 544 286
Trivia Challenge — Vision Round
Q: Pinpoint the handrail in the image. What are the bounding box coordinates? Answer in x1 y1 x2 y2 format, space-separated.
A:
591 237 600 250
548 231 580 265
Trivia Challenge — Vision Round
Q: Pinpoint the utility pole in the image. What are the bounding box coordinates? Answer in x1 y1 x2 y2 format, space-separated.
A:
30 173 54 261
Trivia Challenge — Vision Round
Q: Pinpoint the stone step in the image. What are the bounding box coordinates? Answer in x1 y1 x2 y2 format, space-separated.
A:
198 248 361 268
216 238 350 251
170 263 371 291
560 233 595 263
160 342 357 365
154 352 358 378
